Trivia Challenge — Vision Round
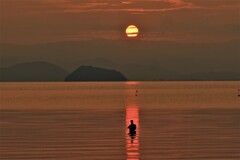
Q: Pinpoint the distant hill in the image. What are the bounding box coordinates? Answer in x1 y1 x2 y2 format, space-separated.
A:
0 60 239 82
66 57 179 81
66 58 240 81
1 40 239 81
0 61 69 82
65 66 127 81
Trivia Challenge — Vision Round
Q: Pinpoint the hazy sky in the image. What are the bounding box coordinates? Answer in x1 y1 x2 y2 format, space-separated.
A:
1 0 239 44
0 0 239 77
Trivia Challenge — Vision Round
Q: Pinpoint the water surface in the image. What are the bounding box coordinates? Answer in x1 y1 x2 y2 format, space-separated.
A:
0 82 240 159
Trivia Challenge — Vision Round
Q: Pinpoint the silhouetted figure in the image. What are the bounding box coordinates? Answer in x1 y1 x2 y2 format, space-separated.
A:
128 120 136 135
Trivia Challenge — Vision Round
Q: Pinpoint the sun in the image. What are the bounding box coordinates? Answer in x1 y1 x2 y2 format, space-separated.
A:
126 25 139 38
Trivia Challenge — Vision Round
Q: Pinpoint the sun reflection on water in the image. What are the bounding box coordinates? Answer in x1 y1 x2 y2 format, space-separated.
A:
126 104 140 160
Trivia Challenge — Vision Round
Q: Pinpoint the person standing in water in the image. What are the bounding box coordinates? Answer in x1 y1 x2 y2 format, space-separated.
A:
128 120 136 135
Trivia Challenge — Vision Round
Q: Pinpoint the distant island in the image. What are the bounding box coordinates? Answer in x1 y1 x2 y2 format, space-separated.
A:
1 61 240 82
65 66 127 81
0 61 69 82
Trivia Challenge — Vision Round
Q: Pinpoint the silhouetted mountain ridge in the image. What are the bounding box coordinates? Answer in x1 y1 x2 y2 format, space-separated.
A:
0 61 69 82
66 58 179 81
1 40 239 77
65 66 127 81
0 61 239 81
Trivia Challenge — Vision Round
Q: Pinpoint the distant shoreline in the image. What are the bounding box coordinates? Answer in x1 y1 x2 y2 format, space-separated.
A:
1 80 240 83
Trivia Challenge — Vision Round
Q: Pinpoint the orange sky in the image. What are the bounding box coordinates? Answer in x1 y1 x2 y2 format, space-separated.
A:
1 0 239 44
0 0 239 79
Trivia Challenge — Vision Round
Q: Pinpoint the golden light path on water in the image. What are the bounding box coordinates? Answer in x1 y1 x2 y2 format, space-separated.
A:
126 105 139 160
125 82 140 160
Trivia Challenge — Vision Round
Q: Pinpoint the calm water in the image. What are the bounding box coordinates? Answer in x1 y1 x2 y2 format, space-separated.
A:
0 82 240 160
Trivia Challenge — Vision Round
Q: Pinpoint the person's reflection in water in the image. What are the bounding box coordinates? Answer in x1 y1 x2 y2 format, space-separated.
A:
128 120 136 143
129 134 136 144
